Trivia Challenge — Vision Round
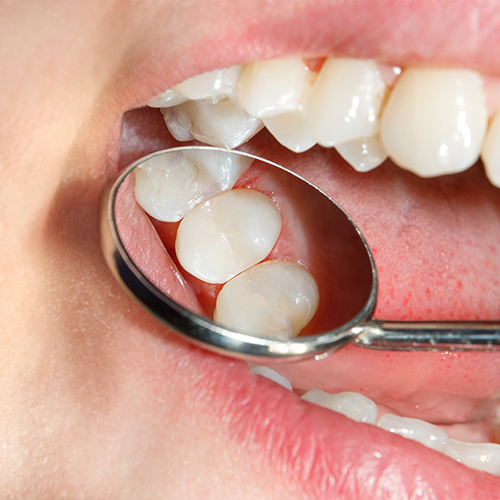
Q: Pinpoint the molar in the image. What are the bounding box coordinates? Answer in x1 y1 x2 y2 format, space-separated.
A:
380 68 488 177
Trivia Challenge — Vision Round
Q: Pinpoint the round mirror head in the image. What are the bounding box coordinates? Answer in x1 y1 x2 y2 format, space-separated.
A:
101 146 377 360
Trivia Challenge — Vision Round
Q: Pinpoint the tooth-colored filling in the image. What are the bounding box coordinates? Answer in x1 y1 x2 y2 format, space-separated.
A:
175 189 282 283
134 149 252 222
214 260 319 339
246 368 500 476
149 56 500 187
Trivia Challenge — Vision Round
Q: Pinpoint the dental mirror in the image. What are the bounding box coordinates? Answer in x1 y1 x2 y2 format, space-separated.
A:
101 146 500 361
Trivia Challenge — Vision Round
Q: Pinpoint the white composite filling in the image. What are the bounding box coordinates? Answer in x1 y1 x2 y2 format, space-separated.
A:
149 57 500 187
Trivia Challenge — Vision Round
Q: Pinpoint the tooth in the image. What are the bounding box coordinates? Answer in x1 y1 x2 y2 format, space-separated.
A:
380 68 488 177
481 108 500 187
134 150 252 222
250 366 292 391
214 260 319 339
176 190 282 283
376 414 448 452
162 98 264 148
237 58 315 118
148 89 189 108
262 111 316 153
301 389 377 424
308 58 387 147
174 66 242 101
335 136 388 172
443 439 500 475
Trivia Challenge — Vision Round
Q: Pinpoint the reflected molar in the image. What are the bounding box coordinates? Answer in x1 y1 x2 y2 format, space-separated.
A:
175 189 282 283
134 149 252 222
308 58 387 147
214 260 319 339
380 68 488 177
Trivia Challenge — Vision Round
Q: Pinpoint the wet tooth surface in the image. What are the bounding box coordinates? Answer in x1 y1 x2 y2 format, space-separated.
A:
134 150 252 222
301 389 377 424
377 414 448 452
335 135 388 172
443 439 500 475
481 107 500 187
380 68 488 177
250 366 292 391
214 260 319 339
162 99 263 148
148 89 189 108
176 189 282 284
237 58 314 118
262 111 316 153
174 66 242 101
308 58 387 147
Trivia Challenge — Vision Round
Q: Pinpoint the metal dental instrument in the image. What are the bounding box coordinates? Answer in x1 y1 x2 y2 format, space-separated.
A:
101 146 500 361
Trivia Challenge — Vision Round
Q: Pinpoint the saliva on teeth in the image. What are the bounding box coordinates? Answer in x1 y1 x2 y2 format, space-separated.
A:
134 150 319 340
149 56 500 187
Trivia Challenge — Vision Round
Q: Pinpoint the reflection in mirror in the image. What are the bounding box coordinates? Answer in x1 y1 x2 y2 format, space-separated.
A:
113 148 374 341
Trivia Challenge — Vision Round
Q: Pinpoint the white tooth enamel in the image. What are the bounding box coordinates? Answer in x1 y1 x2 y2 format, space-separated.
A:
134 150 253 222
250 366 293 391
380 68 488 177
481 108 500 188
263 111 316 153
174 66 242 101
443 439 500 475
162 98 264 148
148 89 189 108
214 260 319 339
308 58 387 147
176 190 282 283
237 58 315 118
376 414 448 452
335 136 388 172
301 389 378 424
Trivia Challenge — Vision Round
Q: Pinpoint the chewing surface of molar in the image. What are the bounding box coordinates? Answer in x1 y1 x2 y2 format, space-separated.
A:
214 260 319 339
175 189 282 284
162 98 264 148
237 57 315 118
134 149 252 222
308 58 387 147
380 68 488 177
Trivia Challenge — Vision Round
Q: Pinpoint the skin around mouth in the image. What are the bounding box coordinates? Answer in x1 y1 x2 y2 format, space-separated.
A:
2 0 500 499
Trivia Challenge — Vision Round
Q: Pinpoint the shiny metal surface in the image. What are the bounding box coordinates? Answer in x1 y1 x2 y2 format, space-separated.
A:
101 146 500 360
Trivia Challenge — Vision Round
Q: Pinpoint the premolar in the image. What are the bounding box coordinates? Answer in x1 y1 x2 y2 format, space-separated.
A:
308 58 387 147
175 189 282 283
380 68 488 177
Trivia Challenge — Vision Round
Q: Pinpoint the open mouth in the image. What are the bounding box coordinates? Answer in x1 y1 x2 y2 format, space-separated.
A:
102 1 500 497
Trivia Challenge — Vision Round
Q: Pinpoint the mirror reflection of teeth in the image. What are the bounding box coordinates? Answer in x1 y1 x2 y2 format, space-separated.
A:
253 368 500 475
134 151 319 339
148 56 500 186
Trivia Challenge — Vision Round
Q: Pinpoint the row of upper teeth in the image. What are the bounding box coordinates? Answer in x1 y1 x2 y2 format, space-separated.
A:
134 149 319 338
149 57 500 186
251 365 500 476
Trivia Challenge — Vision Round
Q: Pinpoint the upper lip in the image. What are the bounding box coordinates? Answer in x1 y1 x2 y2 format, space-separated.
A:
111 0 500 494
